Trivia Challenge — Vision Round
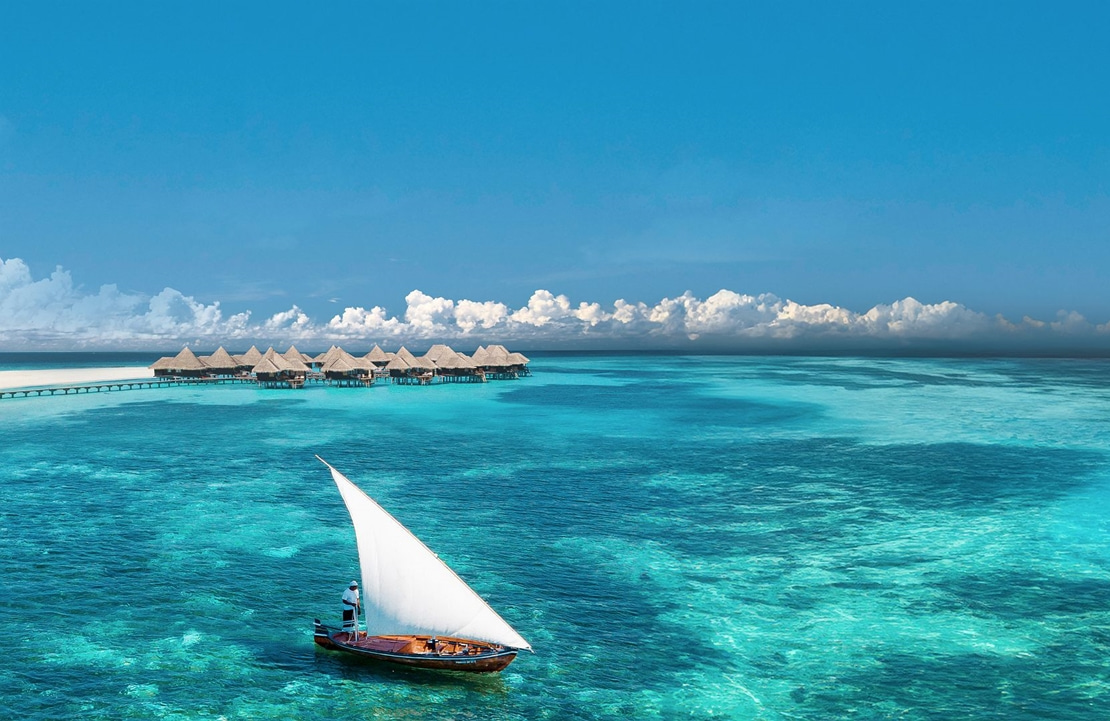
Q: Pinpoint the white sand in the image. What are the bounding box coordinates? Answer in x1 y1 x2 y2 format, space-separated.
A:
0 367 156 391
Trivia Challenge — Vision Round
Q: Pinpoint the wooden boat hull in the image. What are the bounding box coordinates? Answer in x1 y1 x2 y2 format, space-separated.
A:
313 620 519 673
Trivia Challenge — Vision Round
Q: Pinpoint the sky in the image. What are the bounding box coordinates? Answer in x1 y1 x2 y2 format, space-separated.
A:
1 2 1108 352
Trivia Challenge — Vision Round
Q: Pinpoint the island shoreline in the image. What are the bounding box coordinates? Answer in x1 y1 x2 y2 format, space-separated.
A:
0 367 156 391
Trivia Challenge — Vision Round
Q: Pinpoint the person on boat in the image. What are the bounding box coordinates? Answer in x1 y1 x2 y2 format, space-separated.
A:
341 581 360 634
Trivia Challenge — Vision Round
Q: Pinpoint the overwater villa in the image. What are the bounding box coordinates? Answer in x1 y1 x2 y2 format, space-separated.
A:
364 344 391 368
234 346 264 373
150 347 209 378
199 347 239 377
321 347 375 386
255 347 310 388
472 345 531 378
284 344 318 370
148 343 530 389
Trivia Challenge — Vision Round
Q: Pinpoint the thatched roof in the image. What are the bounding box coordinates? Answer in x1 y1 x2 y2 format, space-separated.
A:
324 356 373 374
408 355 437 371
423 344 457 363
252 356 285 375
284 345 315 364
203 346 238 370
162 346 207 371
470 346 490 365
284 354 311 373
259 348 290 372
435 352 476 370
396 346 418 364
507 352 530 365
316 345 345 366
323 347 374 372
353 357 376 371
261 347 309 373
365 345 391 364
149 356 176 370
323 355 359 373
384 356 411 371
235 346 264 365
484 344 512 366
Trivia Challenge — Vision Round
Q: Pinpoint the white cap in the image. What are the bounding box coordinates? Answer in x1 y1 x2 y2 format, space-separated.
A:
349 580 358 587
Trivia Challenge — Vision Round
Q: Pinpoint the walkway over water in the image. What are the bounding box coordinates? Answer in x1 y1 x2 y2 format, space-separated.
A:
0 376 253 400
0 370 525 400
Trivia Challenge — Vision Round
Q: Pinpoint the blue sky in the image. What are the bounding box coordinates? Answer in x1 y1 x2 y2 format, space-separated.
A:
1 2 1108 350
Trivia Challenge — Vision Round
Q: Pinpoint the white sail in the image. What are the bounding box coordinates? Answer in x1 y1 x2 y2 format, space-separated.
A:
320 458 531 651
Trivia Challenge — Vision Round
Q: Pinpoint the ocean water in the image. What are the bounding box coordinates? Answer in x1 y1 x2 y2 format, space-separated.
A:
1 353 1108 719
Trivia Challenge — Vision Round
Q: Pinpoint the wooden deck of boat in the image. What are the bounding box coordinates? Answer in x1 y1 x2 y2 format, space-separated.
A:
315 625 519 673
338 632 493 657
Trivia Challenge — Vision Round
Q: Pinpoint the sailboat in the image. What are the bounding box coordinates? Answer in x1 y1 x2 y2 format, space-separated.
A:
312 456 532 673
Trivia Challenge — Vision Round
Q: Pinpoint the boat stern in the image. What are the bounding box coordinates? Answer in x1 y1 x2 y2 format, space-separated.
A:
313 619 338 649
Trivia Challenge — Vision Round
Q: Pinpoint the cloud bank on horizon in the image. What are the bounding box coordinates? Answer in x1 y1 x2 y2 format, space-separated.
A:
1 256 1107 353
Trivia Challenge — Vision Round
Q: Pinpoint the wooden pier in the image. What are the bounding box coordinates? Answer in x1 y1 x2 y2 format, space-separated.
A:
392 373 436 386
257 377 306 389
325 377 374 388
436 371 488 383
0 376 254 401
387 371 490 385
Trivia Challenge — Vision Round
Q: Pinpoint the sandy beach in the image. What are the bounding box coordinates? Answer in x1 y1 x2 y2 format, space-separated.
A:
0 367 155 391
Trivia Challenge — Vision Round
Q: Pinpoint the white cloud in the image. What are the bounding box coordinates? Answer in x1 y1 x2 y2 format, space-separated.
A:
1049 310 1092 334
143 288 226 335
509 290 573 326
857 298 995 338
1 255 1108 352
572 301 610 327
455 299 509 332
326 305 402 336
0 259 146 342
0 258 247 346
404 290 456 336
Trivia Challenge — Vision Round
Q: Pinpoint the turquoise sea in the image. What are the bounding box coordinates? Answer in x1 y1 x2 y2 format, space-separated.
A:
1 353 1108 719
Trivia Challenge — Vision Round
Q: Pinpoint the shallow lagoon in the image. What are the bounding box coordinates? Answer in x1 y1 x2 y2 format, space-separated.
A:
1 354 1108 719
